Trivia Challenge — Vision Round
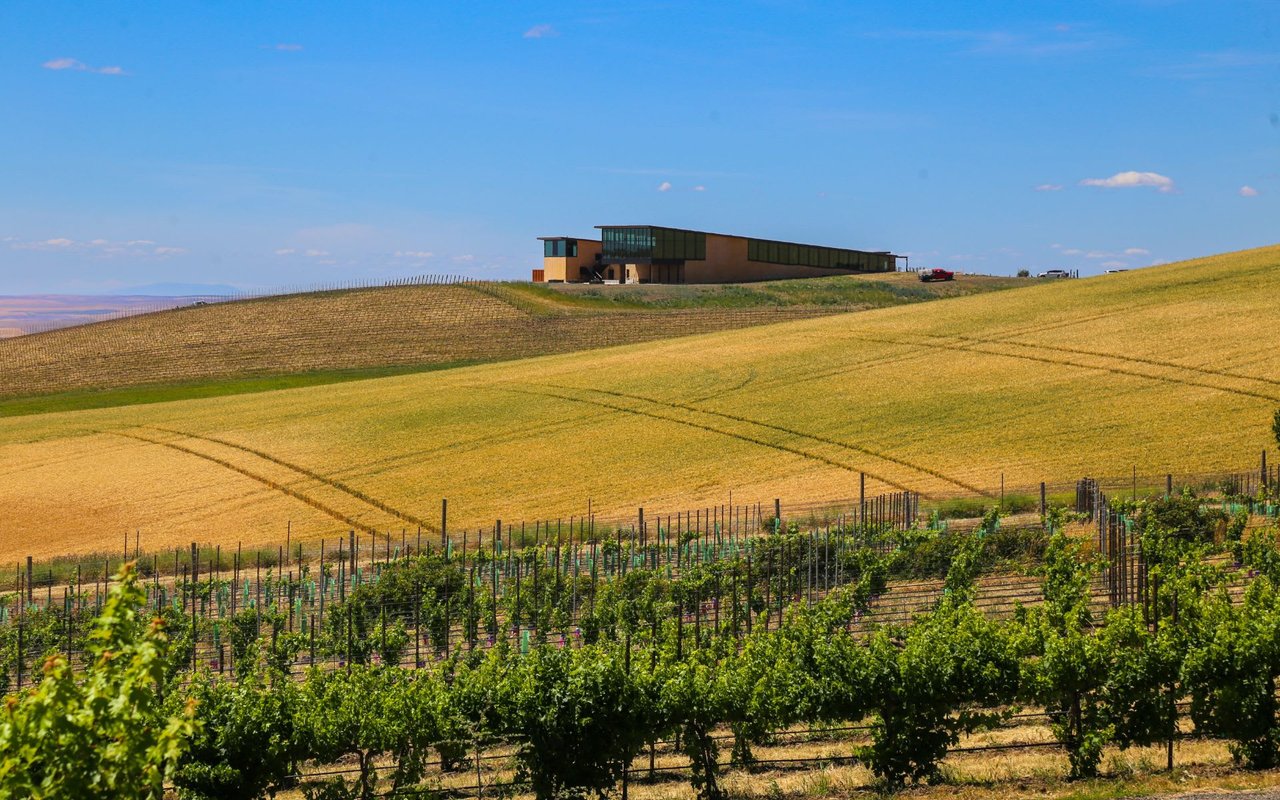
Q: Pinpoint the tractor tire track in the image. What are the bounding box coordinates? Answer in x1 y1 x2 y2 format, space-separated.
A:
491 384 925 496
147 426 437 532
550 384 991 496
324 409 630 485
847 335 1280 403
949 335 1280 391
112 430 379 533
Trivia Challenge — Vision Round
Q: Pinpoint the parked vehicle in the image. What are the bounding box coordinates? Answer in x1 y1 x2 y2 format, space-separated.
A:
1038 269 1071 279
1104 268 1128 274
918 268 955 282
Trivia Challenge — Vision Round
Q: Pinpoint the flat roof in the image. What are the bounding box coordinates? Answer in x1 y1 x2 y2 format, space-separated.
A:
537 236 601 242
594 225 895 256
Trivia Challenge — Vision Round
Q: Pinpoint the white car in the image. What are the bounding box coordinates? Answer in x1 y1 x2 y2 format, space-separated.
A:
1038 269 1071 279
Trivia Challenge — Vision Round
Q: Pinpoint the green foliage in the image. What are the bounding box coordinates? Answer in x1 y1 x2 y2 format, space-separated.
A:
173 669 303 800
296 666 448 799
860 601 1017 787
1136 494 1223 551
1183 578 1280 768
0 563 199 799
1014 523 1112 778
503 643 654 800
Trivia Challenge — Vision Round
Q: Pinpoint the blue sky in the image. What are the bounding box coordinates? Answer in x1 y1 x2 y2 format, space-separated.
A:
1 1 1277 293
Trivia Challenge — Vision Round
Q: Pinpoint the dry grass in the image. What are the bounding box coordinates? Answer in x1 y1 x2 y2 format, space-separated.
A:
272 719 1280 800
0 274 1010 400
0 245 1277 561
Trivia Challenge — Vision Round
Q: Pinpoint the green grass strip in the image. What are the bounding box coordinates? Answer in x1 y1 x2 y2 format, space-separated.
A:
0 361 478 418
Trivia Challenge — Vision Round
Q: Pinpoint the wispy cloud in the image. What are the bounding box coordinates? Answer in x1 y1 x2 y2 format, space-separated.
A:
1051 244 1153 267
9 236 182 256
808 109 931 131
42 57 128 75
274 248 297 256
863 25 1115 57
304 249 330 258
523 24 558 39
692 185 706 192
394 250 435 259
657 181 672 192
1240 185 1260 197
1034 184 1063 192
1145 49 1280 80
452 254 476 263
592 166 746 178
1080 171 1175 193
269 43 304 52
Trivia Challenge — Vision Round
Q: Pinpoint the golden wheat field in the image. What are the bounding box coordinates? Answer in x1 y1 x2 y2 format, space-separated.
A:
0 245 1277 560
0 272 1011 399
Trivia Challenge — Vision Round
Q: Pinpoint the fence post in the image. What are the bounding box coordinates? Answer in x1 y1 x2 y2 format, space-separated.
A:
1166 474 1172 498
26 556 32 604
190 543 199 670
1040 482 1047 517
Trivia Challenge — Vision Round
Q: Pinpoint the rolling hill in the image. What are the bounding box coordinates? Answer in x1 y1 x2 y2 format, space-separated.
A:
0 246 1276 561
0 272 1015 409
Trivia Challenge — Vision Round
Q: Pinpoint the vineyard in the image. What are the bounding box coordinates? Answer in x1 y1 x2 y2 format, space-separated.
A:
4 468 1280 798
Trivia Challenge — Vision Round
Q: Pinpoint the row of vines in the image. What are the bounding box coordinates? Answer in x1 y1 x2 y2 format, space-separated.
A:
6 495 1280 799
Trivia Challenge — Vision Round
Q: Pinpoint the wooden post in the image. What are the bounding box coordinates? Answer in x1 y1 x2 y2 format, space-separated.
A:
1040 482 1047 517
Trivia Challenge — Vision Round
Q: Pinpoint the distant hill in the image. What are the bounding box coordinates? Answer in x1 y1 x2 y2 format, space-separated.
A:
0 272 1018 405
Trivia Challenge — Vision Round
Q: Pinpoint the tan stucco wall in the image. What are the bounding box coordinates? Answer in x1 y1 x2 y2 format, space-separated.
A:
541 239 602 282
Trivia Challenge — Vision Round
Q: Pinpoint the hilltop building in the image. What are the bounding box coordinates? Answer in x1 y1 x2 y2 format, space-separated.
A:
535 225 901 284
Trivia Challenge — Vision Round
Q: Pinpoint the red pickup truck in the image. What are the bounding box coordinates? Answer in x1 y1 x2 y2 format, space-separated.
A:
918 268 955 282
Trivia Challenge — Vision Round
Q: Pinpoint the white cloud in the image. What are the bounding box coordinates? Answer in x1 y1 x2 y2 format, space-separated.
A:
1240 185 1260 197
272 43 303 51
1061 248 1083 256
1034 184 1063 191
1080 171 1175 193
304 249 330 257
862 27 1114 58
1123 247 1150 255
274 248 297 256
1101 260 1127 269
9 236 181 256
1049 243 1063 249
523 24 558 39
452 254 476 262
1148 50 1280 80
692 185 707 192
657 181 673 192
394 250 435 259
42 57 127 75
